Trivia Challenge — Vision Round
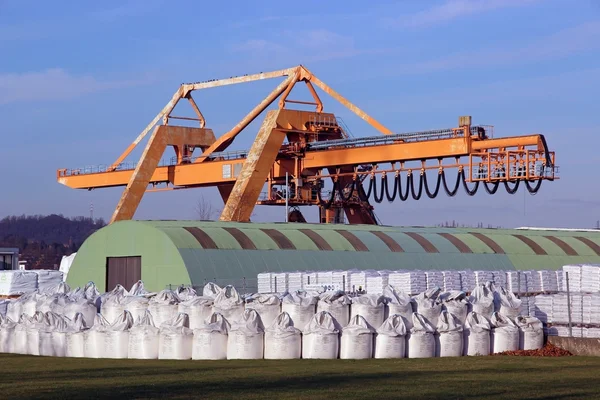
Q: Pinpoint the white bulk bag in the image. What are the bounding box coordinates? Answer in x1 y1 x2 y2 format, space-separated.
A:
469 283 495 319
149 290 181 328
159 313 193 360
103 310 134 359
63 298 97 328
178 296 214 329
340 315 374 359
121 296 149 324
317 291 351 327
39 311 70 357
412 294 442 329
436 310 463 357
497 287 522 319
7 292 38 321
463 312 491 356
382 285 414 329
0 300 8 318
213 285 245 324
100 285 128 324
203 282 222 299
0 317 16 353
440 291 469 324
128 280 149 297
192 312 230 360
128 310 160 359
375 314 407 359
490 312 519 353
350 294 385 329
83 281 101 310
22 311 45 355
176 286 197 301
281 291 318 330
407 313 436 358
227 309 264 360
264 312 301 360
83 314 110 358
246 294 282 329
65 313 87 358
515 316 544 350
42 281 71 296
13 313 37 355
302 311 340 359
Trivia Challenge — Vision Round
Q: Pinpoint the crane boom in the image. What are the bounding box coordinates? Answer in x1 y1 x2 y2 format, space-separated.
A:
56 65 558 224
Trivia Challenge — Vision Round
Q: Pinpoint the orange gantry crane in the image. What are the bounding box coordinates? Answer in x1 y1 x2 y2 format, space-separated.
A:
56 65 558 225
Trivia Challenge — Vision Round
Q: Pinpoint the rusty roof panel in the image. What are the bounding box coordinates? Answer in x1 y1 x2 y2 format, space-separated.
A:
183 227 218 249
370 231 404 252
299 229 333 251
544 235 578 256
223 227 257 250
335 230 369 252
513 234 547 255
574 236 600 256
404 232 439 253
469 232 505 254
438 233 472 253
260 228 296 250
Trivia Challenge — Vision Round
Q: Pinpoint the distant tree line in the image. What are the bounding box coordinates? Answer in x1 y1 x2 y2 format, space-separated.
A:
436 220 503 229
0 214 106 269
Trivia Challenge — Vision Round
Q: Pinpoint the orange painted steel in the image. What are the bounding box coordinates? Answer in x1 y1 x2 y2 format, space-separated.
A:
56 65 558 224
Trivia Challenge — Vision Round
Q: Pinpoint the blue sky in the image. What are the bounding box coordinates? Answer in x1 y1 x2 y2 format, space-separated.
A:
1 0 599 229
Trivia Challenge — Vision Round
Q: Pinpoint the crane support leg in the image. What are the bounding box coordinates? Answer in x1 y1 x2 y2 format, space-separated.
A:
110 125 170 223
220 110 285 222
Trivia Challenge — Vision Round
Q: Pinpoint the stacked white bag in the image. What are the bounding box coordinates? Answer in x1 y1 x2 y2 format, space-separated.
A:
34 270 64 293
350 294 385 329
213 285 244 324
83 314 111 358
317 291 351 327
408 313 436 358
264 312 301 359
227 309 264 360
178 296 214 330
192 312 230 360
245 293 281 328
374 314 407 359
440 291 469 324
515 315 544 350
39 311 72 357
469 283 495 319
436 310 463 357
104 310 134 359
281 290 318 330
128 310 160 359
382 285 414 329
497 287 522 319
203 282 222 299
302 311 340 359
0 316 16 353
490 312 519 353
175 285 197 301
463 312 491 356
23 311 45 355
159 313 193 360
412 288 442 328
148 290 181 328
340 315 374 359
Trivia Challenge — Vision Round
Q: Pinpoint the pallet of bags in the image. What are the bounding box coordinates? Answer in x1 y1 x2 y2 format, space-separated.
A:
0 271 38 296
366 271 389 294
425 271 444 291
562 265 582 292
459 271 476 292
257 272 273 294
533 294 552 323
581 264 600 293
442 271 462 292
287 271 304 292
490 271 507 288
349 270 378 292
538 270 559 292
32 270 64 294
388 271 426 295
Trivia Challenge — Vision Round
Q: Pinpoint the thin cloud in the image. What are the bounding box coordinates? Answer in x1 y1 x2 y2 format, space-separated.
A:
387 0 539 28
0 68 156 105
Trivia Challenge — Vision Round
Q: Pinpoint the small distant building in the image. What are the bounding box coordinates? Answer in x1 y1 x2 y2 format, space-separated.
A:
0 248 19 270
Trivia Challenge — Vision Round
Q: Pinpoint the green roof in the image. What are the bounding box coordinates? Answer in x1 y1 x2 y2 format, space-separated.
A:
67 220 600 292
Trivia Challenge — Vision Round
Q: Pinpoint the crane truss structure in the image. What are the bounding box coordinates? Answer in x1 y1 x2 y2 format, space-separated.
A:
56 65 558 225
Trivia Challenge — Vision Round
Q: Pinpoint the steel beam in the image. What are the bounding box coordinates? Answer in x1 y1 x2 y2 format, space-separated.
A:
220 110 286 222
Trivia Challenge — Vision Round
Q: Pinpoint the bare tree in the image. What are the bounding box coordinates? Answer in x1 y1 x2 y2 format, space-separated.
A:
195 195 220 220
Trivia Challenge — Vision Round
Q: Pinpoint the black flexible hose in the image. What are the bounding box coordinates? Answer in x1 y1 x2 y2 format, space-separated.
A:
484 181 500 194
409 173 424 200
504 180 520 194
442 170 461 196
461 169 480 196
525 179 542 194
337 179 355 202
384 175 398 202
423 172 442 198
372 176 385 204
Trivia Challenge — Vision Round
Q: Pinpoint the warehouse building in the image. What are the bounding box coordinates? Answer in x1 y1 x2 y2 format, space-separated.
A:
65 221 600 292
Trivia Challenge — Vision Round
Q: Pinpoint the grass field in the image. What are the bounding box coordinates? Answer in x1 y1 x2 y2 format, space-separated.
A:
3 354 600 399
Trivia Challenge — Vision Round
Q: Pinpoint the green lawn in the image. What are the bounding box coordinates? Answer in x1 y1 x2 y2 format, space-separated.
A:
2 354 599 399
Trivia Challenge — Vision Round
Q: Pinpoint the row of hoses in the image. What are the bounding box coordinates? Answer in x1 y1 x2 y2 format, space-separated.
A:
316 168 546 208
